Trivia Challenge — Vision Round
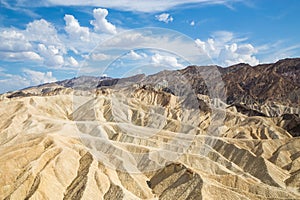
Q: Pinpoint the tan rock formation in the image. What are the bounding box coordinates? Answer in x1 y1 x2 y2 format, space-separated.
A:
0 84 299 199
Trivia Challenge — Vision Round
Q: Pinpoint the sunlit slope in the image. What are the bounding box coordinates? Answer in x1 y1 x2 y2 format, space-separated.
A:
0 85 299 199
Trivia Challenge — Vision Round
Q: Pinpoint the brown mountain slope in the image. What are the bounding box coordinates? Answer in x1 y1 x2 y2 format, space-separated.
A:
178 58 300 106
221 58 300 106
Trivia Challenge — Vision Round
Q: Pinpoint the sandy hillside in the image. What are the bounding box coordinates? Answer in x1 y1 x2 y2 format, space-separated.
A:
0 82 299 200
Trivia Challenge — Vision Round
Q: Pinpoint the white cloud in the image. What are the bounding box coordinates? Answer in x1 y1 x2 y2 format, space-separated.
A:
125 50 146 60
43 0 241 12
151 53 183 68
195 39 206 51
0 30 32 52
0 19 69 67
26 19 61 45
195 38 216 52
236 44 257 55
195 31 259 66
0 51 42 61
219 43 259 66
155 13 173 23
90 53 111 61
90 8 117 34
190 21 195 26
0 15 111 69
0 29 43 62
0 74 30 93
104 32 149 47
0 69 57 93
66 56 79 67
25 19 69 67
212 31 234 43
23 69 57 85
98 28 212 66
257 42 300 63
64 14 90 41
37 44 65 67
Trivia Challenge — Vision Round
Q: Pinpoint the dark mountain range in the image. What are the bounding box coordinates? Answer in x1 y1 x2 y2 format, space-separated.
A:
10 58 299 106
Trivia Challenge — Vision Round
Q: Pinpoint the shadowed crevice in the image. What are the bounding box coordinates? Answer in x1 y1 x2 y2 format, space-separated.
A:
63 152 93 200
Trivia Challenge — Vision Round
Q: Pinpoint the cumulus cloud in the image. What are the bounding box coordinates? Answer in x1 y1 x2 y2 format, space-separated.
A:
0 30 32 52
0 28 48 62
155 13 173 23
66 56 79 67
0 15 108 69
37 44 64 67
0 18 70 67
64 14 90 41
195 39 206 52
90 8 117 34
195 31 259 66
90 53 112 61
24 19 68 67
219 43 258 66
23 69 57 85
0 30 42 61
26 19 61 45
0 73 30 93
0 51 42 61
0 69 57 93
125 50 147 60
151 53 183 68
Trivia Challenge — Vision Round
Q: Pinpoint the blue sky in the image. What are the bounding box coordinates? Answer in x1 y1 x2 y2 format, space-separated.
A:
0 0 300 93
